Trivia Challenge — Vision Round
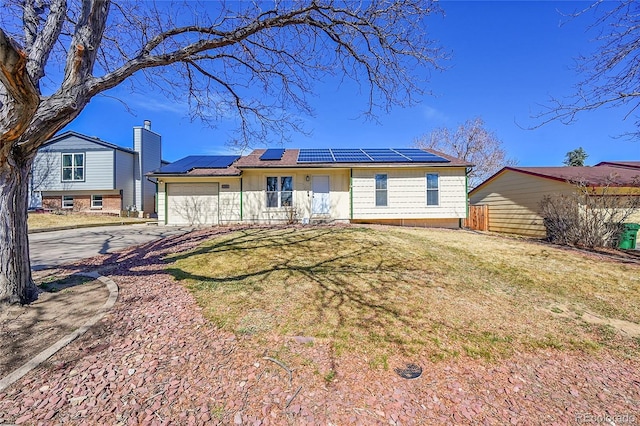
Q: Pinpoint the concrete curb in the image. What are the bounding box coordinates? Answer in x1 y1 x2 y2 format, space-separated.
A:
28 220 157 234
0 272 119 393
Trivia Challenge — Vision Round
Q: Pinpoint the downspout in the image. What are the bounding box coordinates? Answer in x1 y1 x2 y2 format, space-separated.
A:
217 182 221 225
463 168 470 228
164 183 168 225
240 178 243 222
349 168 353 221
155 181 158 214
145 176 158 214
112 151 116 195
113 150 121 213
466 168 470 216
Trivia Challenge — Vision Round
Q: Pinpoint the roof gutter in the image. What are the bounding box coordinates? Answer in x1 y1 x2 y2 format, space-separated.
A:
146 173 242 178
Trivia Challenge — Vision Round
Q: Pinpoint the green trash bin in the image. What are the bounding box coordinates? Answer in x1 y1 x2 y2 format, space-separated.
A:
618 223 639 250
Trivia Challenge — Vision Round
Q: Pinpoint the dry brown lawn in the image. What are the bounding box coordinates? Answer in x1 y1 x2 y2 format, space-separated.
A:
28 212 150 230
168 225 640 364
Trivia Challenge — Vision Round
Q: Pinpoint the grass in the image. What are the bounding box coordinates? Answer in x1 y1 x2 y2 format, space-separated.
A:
167 225 640 362
28 212 150 230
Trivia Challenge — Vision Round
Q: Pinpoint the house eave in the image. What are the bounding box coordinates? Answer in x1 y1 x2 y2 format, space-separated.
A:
238 163 470 169
147 172 242 178
42 130 136 155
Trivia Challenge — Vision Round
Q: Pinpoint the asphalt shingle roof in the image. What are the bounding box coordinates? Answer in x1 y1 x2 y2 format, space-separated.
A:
500 165 640 187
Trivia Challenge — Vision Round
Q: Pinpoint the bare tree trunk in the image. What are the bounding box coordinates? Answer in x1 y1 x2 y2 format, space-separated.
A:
0 152 37 305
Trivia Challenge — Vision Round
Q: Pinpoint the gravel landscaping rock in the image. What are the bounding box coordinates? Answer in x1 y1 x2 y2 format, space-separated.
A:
1 227 639 425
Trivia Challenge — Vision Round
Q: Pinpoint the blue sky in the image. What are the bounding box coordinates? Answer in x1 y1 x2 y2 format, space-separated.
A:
63 1 639 166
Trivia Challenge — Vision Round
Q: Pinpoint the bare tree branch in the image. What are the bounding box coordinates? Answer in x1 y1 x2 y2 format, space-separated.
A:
26 0 67 82
61 0 111 90
414 117 517 189
0 29 39 150
533 0 640 138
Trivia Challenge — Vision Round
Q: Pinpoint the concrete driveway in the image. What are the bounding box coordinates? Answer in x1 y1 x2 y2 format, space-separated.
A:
29 225 193 270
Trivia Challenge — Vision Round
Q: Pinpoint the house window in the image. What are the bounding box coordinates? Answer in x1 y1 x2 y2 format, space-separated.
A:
91 195 103 209
62 153 84 181
375 174 387 206
62 195 74 209
426 173 439 206
266 176 293 208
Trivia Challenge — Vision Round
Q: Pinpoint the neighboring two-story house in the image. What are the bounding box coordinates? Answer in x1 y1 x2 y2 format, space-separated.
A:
30 121 163 217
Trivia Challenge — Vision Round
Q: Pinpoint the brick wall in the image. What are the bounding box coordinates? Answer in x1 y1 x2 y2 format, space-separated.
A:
42 196 61 210
102 195 122 212
42 194 122 214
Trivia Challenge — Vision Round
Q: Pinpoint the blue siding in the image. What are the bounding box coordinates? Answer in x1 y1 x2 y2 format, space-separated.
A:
115 150 135 209
32 141 117 191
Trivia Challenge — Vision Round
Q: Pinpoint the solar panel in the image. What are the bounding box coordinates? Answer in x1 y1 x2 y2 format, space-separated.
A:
394 149 450 163
331 149 372 163
260 149 286 161
156 155 240 173
363 149 407 162
297 149 334 163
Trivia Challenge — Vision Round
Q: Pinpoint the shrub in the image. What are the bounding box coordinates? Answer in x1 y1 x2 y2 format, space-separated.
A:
539 178 640 248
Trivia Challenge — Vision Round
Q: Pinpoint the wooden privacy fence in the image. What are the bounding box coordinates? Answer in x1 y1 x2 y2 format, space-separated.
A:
464 204 489 231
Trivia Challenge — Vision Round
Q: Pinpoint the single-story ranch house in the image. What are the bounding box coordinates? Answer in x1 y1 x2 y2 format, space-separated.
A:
469 162 640 237
148 148 473 227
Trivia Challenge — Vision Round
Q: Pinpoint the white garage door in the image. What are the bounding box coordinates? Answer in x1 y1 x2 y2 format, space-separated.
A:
167 183 219 225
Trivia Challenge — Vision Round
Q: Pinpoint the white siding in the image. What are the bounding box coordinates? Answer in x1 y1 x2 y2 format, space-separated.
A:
628 210 640 224
157 182 166 223
351 167 467 220
219 179 242 224
241 169 350 223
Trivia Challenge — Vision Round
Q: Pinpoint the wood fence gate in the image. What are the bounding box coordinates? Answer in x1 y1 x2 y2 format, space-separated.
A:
464 204 488 231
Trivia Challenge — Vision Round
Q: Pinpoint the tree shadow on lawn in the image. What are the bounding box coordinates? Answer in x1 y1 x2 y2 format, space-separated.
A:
45 224 458 361
166 226 348 262
164 227 444 357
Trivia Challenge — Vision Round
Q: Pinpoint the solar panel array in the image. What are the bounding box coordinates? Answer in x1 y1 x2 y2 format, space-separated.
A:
260 148 286 161
296 149 449 164
156 155 240 173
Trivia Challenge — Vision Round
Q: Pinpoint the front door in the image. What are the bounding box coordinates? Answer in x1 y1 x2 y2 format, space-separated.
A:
312 176 330 215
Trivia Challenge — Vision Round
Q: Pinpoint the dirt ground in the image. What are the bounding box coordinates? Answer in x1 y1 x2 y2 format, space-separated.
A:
0 275 108 378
